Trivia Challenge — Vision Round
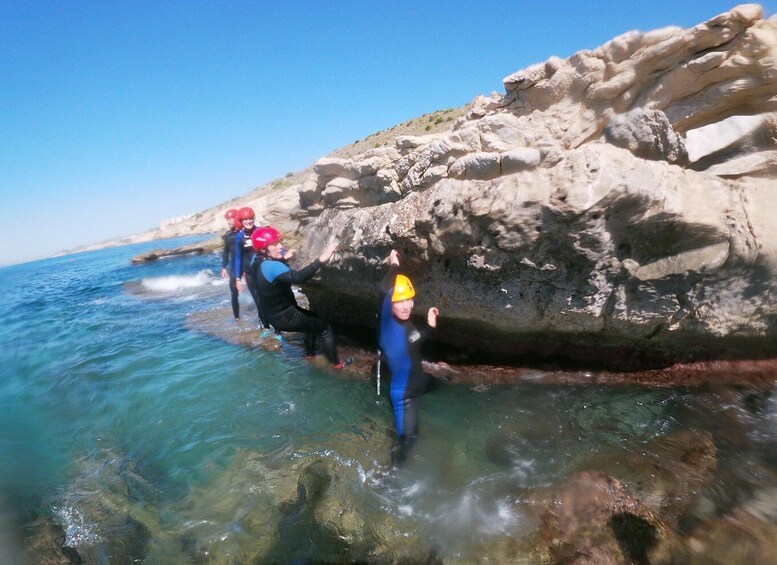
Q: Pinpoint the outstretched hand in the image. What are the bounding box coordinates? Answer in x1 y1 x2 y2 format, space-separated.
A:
318 241 339 264
427 307 439 328
387 249 400 267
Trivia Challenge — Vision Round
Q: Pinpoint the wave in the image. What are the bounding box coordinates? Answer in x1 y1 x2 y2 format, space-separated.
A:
125 270 222 296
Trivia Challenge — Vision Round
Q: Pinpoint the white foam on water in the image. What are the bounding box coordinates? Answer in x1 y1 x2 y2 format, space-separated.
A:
53 506 102 547
140 270 219 293
277 401 296 415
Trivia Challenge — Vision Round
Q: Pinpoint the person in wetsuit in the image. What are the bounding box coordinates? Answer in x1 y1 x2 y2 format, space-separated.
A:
233 206 269 329
250 226 343 369
378 249 440 464
220 208 241 320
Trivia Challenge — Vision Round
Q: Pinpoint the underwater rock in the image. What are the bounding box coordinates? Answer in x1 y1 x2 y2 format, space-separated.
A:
37 449 165 565
524 470 675 564
165 449 282 563
23 520 76 565
153 418 439 563
570 430 717 528
654 501 777 563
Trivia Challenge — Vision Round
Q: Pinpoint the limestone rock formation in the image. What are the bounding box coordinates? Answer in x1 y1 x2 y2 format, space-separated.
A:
291 4 777 368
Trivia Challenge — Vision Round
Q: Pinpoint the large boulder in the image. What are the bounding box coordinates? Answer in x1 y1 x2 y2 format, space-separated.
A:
290 5 777 369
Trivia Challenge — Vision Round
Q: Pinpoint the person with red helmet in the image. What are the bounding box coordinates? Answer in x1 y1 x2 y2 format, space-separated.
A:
250 227 343 368
220 209 241 320
233 206 269 328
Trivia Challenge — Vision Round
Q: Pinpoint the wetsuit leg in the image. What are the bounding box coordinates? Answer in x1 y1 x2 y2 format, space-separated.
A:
228 275 240 319
272 306 339 364
303 333 316 357
390 394 420 441
244 271 269 328
389 393 420 465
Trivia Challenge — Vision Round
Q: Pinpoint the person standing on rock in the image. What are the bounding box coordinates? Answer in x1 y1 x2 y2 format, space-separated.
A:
378 249 440 464
250 226 344 369
233 207 269 329
220 208 241 321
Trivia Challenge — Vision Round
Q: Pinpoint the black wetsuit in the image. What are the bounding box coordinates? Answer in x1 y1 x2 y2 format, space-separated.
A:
234 226 268 328
252 256 339 364
221 227 240 319
378 265 437 462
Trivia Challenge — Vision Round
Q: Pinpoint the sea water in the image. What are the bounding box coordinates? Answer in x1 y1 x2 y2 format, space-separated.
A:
2 236 777 561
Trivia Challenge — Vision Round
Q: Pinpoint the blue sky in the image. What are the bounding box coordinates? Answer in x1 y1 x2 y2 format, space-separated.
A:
1 1 772 266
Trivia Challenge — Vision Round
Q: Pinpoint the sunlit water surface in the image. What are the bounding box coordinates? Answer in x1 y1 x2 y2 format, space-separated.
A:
2 237 777 561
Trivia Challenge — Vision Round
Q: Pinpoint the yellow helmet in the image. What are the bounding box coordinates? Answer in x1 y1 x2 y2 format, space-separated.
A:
391 274 416 302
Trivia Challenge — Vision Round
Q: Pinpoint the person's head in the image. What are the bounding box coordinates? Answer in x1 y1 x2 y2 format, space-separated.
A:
224 208 238 229
391 274 415 321
237 207 255 229
250 226 283 258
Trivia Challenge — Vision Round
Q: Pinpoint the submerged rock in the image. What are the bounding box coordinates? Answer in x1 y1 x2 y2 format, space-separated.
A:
162 421 438 563
655 502 777 563
31 448 167 565
522 470 676 564
570 430 718 527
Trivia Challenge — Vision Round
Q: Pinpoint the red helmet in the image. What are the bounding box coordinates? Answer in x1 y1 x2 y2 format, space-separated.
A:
232 218 242 230
251 226 282 250
237 207 255 221
224 208 238 220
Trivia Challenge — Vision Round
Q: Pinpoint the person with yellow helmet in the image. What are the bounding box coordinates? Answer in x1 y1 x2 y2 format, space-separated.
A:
378 249 440 464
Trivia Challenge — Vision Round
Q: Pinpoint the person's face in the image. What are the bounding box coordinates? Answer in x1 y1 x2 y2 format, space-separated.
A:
391 299 413 321
266 241 284 259
242 217 254 229
226 217 235 228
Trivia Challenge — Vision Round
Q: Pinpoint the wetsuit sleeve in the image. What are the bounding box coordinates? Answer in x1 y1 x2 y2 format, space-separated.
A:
221 231 230 269
272 260 323 284
234 231 244 278
379 264 400 296
417 323 434 343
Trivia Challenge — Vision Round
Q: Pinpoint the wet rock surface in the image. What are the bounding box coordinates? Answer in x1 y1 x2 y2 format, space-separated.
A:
131 236 223 264
186 304 777 389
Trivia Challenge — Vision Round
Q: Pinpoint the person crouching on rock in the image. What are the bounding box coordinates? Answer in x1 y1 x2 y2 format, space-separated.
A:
250 226 343 369
378 250 440 464
220 208 242 321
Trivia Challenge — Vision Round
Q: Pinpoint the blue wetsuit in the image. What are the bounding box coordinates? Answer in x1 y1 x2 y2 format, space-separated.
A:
378 265 435 459
252 256 340 364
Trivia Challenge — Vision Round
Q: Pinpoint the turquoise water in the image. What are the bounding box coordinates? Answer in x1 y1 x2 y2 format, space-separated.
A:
2 237 777 561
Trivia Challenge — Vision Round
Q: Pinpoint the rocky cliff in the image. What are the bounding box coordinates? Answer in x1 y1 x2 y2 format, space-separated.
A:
289 4 777 368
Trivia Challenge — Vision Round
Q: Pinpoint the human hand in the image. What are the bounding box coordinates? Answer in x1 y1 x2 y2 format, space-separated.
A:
427 307 439 328
318 241 339 264
387 249 400 267
282 248 296 261
236 278 244 292
221 268 228 279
